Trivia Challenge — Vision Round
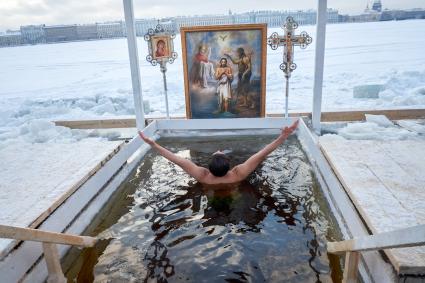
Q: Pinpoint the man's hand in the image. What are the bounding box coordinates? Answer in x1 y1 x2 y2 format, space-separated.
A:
279 120 299 141
138 131 155 146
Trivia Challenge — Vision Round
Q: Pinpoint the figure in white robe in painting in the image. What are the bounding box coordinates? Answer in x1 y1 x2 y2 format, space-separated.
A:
215 58 233 112
189 44 215 88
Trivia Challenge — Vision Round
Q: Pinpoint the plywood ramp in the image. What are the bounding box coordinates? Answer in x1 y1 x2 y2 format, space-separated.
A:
0 139 123 258
319 135 425 275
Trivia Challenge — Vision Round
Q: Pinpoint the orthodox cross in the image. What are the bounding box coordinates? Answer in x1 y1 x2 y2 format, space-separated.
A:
267 16 312 118
144 23 178 119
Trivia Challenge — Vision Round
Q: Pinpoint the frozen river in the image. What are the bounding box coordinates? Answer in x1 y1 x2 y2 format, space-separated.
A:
0 20 424 145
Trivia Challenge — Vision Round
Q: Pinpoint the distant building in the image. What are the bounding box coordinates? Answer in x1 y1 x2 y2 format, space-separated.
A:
372 0 382 12
1 8 367 48
344 0 382 22
347 12 382 22
380 9 425 21
20 25 46 44
76 24 98 40
135 19 157 36
96 21 125 39
44 25 78 42
0 30 22 47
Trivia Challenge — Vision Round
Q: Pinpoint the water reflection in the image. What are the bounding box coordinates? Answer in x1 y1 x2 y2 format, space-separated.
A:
93 136 342 283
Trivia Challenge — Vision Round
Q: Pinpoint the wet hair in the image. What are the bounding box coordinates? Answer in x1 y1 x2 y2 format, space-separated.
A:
208 153 230 177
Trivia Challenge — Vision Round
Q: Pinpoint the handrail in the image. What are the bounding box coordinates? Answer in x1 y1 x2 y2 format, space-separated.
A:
0 224 98 283
0 224 97 247
327 224 425 283
328 224 425 254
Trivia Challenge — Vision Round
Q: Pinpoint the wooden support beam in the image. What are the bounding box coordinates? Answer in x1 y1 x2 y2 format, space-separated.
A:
42 243 67 283
327 224 425 255
54 118 137 129
342 251 360 283
53 109 425 129
0 225 97 247
319 108 425 122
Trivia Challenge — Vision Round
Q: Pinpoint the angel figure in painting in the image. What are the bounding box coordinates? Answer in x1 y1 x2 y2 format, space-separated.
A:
189 44 215 88
215 58 233 113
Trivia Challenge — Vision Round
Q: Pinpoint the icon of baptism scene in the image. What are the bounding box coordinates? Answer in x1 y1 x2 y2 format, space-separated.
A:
181 24 266 118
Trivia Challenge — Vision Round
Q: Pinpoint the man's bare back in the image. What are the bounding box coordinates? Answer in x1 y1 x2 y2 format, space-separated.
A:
138 120 299 185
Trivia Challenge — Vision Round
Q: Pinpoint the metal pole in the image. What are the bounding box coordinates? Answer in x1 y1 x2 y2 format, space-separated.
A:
160 62 170 119
285 77 289 118
123 0 145 130
312 0 327 134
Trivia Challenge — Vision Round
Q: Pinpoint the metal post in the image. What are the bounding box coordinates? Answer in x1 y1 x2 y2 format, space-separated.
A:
312 0 327 134
160 62 170 119
285 78 289 118
123 0 145 130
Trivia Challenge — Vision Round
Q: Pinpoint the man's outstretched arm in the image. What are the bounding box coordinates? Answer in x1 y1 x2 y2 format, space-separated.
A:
231 120 299 181
138 132 209 182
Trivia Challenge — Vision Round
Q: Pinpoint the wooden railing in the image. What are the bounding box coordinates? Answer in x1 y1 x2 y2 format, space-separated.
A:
2 224 424 282
327 224 425 283
0 224 97 283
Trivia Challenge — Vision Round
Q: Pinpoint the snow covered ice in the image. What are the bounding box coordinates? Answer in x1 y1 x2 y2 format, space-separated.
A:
0 20 424 147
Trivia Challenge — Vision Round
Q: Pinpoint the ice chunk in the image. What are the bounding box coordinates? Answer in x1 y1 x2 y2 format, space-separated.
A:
365 114 394 127
337 122 416 140
396 120 425 134
353 85 383 99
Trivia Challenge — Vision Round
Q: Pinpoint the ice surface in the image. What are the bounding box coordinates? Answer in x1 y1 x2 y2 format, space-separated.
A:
0 20 424 147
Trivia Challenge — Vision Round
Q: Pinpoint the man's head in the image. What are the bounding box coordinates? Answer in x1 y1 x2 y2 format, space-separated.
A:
220 58 228 67
237 47 245 58
208 151 230 177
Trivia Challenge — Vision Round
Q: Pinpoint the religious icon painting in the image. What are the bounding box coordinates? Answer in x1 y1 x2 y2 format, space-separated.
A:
181 24 267 119
151 35 171 59
144 25 177 66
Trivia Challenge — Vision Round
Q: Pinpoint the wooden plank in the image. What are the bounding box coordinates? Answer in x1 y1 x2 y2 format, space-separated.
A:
0 225 97 247
54 118 137 129
53 109 425 129
42 243 66 283
319 137 425 274
342 252 360 283
0 140 124 258
27 142 124 232
296 120 394 283
319 108 425 122
328 224 425 254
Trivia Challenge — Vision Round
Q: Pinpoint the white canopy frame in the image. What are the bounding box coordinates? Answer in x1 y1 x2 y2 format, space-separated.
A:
122 0 327 129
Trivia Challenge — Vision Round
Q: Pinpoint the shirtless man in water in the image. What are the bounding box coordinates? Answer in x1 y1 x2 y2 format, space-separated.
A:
138 120 299 185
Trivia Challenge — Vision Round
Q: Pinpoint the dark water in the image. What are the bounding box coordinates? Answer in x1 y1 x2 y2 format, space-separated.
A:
65 135 343 283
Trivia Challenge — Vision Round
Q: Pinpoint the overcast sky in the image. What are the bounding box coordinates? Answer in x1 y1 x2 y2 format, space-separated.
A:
1 0 424 31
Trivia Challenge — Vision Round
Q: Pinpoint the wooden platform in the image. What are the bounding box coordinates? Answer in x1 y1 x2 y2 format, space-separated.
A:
0 139 123 258
319 135 425 275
